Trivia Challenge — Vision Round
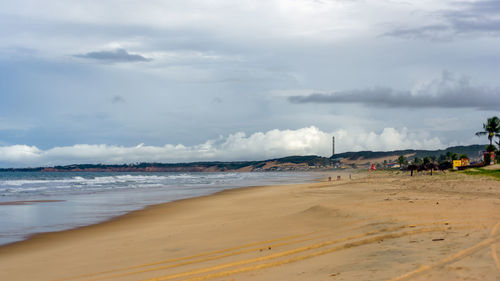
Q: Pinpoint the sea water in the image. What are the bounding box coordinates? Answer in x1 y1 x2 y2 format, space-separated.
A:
0 171 318 245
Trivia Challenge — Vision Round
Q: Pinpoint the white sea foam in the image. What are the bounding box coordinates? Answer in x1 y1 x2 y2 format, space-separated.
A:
0 172 251 196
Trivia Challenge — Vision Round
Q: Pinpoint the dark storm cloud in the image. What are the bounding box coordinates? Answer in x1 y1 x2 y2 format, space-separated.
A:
289 73 500 110
384 0 500 40
74 49 151 63
289 88 500 110
384 24 453 41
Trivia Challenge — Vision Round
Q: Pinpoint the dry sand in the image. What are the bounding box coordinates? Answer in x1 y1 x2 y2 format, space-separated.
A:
1 171 500 281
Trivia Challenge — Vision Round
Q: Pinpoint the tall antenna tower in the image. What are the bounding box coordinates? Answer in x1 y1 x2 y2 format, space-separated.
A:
332 136 335 156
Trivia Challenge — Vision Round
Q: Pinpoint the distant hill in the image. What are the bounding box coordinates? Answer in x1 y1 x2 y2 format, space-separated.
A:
331 145 485 161
0 156 333 173
0 144 487 172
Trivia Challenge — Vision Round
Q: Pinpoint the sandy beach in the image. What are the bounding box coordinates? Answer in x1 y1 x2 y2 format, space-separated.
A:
1 171 499 281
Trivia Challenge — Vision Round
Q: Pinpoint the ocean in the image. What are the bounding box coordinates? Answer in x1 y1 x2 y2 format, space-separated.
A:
0 171 319 246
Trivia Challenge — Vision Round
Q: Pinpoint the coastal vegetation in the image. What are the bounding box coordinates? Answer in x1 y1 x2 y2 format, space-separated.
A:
475 116 500 149
332 145 483 162
397 155 407 166
404 116 500 177
475 116 500 164
463 168 500 180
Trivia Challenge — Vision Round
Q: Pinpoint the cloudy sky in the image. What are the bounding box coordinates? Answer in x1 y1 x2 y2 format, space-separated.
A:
0 0 498 167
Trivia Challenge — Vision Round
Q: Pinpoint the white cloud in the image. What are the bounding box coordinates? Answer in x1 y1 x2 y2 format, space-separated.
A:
0 126 447 167
334 127 444 152
0 145 41 162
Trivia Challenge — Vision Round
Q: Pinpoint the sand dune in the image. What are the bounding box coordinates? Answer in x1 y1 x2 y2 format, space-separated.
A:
0 171 499 281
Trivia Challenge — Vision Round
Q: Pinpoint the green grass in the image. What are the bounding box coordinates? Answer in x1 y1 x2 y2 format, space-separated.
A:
462 167 500 180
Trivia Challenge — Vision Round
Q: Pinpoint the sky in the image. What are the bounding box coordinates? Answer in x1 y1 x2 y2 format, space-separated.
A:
0 0 499 167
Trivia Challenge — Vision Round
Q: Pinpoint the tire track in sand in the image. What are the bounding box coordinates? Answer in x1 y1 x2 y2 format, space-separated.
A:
388 221 500 281
60 217 432 281
490 221 500 272
139 225 450 281
59 222 452 281
54 232 316 281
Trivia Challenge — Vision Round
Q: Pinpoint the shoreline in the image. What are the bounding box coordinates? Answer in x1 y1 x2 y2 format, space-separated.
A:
0 172 329 250
0 199 66 205
1 171 499 281
0 171 326 247
0 183 277 251
0 180 341 258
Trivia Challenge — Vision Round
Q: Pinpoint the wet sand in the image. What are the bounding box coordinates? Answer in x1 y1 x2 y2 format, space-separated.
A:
0 200 65 205
0 171 499 281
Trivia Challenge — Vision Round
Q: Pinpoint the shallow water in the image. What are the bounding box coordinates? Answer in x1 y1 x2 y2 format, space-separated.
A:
0 171 318 245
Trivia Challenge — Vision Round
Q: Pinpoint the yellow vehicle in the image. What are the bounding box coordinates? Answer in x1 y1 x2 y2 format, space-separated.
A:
453 158 469 170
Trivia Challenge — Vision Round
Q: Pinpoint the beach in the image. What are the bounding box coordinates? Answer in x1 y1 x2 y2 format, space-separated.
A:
1 171 500 281
0 171 318 245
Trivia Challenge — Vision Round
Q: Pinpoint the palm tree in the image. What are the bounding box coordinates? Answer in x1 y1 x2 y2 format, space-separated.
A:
429 155 437 163
413 157 422 165
476 116 500 148
445 151 458 161
423 157 431 165
397 155 407 166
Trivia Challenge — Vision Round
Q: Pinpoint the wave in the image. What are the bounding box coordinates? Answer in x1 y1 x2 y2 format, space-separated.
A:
0 172 248 196
0 171 314 198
